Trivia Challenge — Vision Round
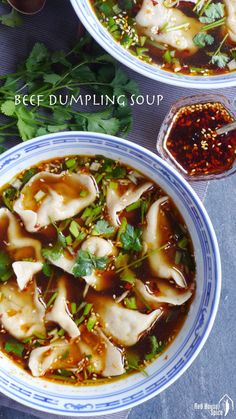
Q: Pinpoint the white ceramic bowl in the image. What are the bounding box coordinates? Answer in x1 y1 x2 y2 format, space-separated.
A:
0 132 221 416
70 0 236 89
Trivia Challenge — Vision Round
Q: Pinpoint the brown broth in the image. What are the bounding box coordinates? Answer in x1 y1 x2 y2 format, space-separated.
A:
0 155 196 385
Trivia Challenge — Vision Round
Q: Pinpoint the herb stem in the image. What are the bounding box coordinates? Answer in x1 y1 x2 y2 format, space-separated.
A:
116 243 169 274
201 17 226 31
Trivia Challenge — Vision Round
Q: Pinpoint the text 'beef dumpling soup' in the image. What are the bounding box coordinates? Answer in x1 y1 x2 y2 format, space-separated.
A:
91 0 236 76
0 155 196 384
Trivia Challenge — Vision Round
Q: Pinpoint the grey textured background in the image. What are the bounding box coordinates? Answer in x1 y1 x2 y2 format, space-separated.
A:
0 0 235 418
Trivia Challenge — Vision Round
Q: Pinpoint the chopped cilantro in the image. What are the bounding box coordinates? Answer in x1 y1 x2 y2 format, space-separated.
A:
92 220 115 236
210 52 230 68
42 262 53 277
42 221 67 261
145 336 165 360
193 32 214 48
199 2 225 23
120 224 142 252
72 250 108 277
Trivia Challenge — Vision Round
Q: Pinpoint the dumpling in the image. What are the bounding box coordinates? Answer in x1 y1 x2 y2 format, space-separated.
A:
89 295 162 346
12 261 43 290
97 329 125 377
224 0 236 42
28 326 125 377
80 237 116 290
135 0 203 55
14 171 98 232
143 197 186 288
28 340 70 377
47 237 116 291
46 278 80 338
0 281 45 340
106 182 153 227
135 278 192 307
0 208 42 261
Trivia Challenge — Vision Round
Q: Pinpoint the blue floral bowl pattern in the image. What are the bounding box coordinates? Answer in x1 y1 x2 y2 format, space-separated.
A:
70 0 236 89
0 132 221 416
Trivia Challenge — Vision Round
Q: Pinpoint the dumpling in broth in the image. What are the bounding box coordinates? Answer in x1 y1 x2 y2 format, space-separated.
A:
46 278 80 338
224 0 236 42
12 261 43 290
135 0 203 55
135 278 192 308
29 326 125 377
143 197 186 288
46 237 116 291
0 281 45 340
89 295 162 346
106 181 152 227
14 171 98 232
0 208 42 261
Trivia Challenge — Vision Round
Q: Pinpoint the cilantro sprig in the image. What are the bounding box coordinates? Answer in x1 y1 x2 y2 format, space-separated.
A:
120 223 142 252
72 249 108 277
145 336 165 361
92 220 115 236
42 221 67 261
0 5 23 28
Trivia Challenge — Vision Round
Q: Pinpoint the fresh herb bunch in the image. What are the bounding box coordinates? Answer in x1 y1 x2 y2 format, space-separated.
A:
0 0 23 27
0 35 139 150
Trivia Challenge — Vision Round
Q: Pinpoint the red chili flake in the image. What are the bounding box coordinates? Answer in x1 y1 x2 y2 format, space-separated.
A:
164 102 236 176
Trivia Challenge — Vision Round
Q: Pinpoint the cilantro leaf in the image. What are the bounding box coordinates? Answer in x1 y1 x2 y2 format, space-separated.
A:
43 73 62 86
199 2 225 23
145 336 165 360
0 251 13 281
26 43 49 72
120 224 142 252
210 52 230 68
42 262 53 277
92 220 115 236
193 32 214 48
42 222 67 261
72 250 108 277
1 100 15 117
76 108 120 135
0 8 23 28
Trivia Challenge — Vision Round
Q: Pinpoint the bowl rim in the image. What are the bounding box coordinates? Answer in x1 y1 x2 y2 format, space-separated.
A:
70 0 236 89
0 132 221 416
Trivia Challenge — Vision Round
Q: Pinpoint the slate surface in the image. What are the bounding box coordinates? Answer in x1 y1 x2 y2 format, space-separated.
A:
0 0 235 418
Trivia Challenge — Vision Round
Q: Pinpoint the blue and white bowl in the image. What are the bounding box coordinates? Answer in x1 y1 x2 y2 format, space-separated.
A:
0 132 221 416
70 0 236 89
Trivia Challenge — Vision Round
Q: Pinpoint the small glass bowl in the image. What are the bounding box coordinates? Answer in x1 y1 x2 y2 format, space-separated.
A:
156 94 236 181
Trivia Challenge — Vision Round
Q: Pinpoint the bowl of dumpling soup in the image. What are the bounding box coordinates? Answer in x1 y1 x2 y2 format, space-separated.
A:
0 132 221 416
70 0 236 88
